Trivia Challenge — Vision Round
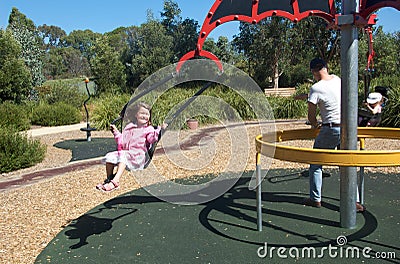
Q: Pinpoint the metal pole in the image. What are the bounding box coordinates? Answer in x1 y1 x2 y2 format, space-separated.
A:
359 138 365 204
81 78 96 141
256 153 262 231
339 0 359 229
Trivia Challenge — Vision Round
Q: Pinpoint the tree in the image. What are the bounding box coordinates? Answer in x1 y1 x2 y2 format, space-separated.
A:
161 0 181 35
130 20 173 86
7 7 35 31
216 36 233 63
38 24 66 51
297 17 340 70
42 48 66 78
0 29 32 103
90 35 126 95
371 27 398 77
104 27 136 87
161 0 199 61
172 18 199 61
233 18 293 88
105 27 131 55
232 23 259 76
395 31 400 72
232 13 341 88
203 37 236 64
62 29 102 63
7 8 45 88
202 38 218 55
42 47 91 79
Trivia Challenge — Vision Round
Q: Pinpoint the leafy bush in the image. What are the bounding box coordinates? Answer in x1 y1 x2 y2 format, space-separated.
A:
294 82 311 97
91 93 131 130
268 96 308 119
31 102 82 126
91 84 304 130
381 85 400 127
369 74 400 92
0 126 46 173
279 64 311 87
148 88 193 127
0 101 31 131
205 85 257 120
38 79 87 108
148 85 271 128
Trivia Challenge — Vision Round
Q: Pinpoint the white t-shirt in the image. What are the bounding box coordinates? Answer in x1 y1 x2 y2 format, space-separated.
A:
308 75 341 124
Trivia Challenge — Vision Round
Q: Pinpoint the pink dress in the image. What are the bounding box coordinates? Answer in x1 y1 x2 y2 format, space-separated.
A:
103 123 161 170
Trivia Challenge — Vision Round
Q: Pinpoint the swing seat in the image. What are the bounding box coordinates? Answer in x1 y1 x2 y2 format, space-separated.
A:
143 127 163 168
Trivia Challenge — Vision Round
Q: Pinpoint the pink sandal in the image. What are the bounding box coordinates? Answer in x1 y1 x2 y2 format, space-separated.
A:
97 180 119 192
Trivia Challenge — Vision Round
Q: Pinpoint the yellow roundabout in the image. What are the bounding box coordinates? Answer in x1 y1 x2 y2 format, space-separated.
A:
256 127 400 167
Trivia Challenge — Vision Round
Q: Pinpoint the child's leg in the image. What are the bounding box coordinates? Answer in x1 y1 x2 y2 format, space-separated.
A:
99 162 126 192
96 162 126 192
111 162 126 183
102 162 117 183
106 162 115 177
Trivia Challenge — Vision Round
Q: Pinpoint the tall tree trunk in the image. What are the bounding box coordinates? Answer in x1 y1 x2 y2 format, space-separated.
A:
273 60 279 89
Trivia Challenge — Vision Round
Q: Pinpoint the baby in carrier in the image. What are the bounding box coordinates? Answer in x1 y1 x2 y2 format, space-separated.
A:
358 92 383 127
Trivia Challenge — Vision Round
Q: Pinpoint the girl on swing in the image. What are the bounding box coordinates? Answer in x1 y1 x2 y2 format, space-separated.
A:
96 101 168 192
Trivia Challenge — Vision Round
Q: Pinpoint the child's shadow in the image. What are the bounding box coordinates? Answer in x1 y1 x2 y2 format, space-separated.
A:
64 208 136 249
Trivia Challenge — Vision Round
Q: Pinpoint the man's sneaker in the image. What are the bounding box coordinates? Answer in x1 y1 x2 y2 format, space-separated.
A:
303 198 322 208
356 203 366 213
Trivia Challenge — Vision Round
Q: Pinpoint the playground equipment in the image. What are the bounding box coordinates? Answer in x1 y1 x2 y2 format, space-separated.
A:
108 0 399 228
256 128 400 167
174 0 399 229
177 0 400 70
80 78 97 141
255 127 400 231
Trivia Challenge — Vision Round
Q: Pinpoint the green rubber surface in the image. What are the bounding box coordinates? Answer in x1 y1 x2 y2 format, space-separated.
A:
35 169 400 263
54 138 116 162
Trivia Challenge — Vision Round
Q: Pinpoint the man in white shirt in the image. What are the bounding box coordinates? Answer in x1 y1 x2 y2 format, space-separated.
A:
303 58 364 213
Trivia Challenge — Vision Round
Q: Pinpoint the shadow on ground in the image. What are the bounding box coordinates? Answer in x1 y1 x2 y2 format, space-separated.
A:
36 169 399 263
54 138 116 162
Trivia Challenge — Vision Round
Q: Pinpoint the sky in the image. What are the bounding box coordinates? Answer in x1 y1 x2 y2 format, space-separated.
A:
0 0 399 40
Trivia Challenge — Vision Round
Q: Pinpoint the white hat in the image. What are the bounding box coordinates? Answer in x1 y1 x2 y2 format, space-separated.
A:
367 92 382 104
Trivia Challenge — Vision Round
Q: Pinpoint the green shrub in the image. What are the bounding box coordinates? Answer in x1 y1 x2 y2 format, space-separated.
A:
294 83 311 97
0 102 31 131
148 88 193 127
148 85 260 127
369 74 400 91
31 102 82 126
91 83 310 131
205 85 257 120
268 96 308 119
38 79 87 109
0 126 46 173
381 85 400 127
91 93 131 130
